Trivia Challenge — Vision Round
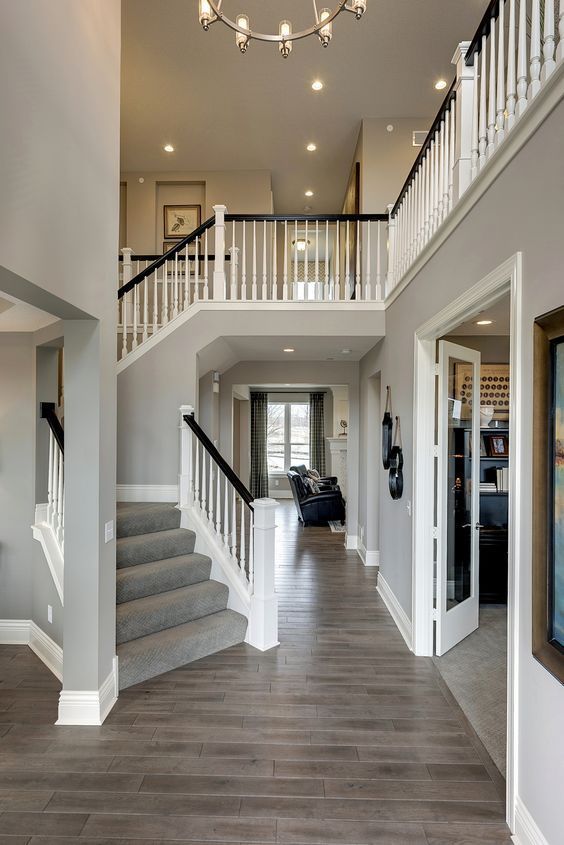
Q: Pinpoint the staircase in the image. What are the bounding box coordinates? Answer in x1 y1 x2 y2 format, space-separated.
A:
116 502 248 689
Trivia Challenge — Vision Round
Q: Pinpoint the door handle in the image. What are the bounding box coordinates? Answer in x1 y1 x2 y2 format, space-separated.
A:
475 523 484 530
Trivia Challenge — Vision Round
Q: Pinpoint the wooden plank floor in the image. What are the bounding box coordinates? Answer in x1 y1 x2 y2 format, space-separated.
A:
0 501 511 844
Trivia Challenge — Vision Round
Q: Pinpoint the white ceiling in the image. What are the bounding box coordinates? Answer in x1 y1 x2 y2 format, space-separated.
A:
121 0 489 213
0 292 58 332
198 333 378 373
449 295 511 336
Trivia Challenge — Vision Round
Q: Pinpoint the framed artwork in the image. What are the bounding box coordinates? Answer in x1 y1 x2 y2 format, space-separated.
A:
163 241 179 254
454 362 510 421
533 307 564 684
483 433 509 457
163 205 201 239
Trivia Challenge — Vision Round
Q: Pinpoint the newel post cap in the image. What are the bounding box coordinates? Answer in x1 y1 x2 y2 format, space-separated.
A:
253 497 277 528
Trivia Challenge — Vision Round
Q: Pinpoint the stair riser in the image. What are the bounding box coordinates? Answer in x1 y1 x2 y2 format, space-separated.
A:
116 582 229 645
117 530 196 569
116 556 212 604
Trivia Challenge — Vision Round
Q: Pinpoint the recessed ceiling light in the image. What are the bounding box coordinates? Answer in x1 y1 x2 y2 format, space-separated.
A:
283 347 295 353
306 143 317 152
163 144 175 152
311 80 324 91
435 79 447 91
341 348 352 354
305 190 314 197
476 319 493 326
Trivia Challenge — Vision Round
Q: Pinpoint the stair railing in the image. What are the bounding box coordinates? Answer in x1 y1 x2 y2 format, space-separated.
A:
179 405 278 651
40 402 65 552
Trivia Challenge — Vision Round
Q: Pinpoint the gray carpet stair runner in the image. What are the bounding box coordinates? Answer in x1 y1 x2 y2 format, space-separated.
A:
116 502 247 689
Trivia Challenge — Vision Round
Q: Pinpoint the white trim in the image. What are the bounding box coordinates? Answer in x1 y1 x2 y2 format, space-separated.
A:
56 656 118 726
376 573 413 651
271 491 293 499
116 483 178 502
32 505 64 605
357 541 379 567
386 62 564 308
0 620 62 682
512 796 550 845
345 533 358 550
411 253 522 833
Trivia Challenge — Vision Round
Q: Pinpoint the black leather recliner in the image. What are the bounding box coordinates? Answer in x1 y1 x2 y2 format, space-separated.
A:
289 464 339 491
287 470 346 526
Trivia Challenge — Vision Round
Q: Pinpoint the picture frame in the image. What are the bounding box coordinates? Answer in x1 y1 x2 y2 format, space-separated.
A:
163 241 179 254
533 306 564 684
163 205 201 239
484 433 509 457
454 362 510 421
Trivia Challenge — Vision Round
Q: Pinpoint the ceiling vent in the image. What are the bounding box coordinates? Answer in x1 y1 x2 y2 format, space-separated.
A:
412 130 428 147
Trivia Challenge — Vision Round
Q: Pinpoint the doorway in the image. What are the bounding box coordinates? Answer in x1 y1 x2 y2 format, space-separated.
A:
411 254 523 830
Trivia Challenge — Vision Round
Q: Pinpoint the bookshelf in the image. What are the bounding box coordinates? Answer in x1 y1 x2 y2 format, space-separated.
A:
478 426 509 603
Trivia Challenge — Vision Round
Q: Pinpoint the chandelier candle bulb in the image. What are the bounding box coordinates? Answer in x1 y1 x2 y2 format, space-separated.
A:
319 8 333 47
352 0 367 19
236 14 250 53
279 20 292 57
198 0 214 30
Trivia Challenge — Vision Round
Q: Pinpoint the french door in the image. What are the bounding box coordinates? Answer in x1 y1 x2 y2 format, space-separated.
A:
436 341 481 655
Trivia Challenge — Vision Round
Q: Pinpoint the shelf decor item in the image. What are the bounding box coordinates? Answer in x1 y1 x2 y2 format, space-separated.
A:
163 205 201 239
484 433 509 457
339 419 348 437
533 306 564 684
455 363 510 421
388 416 404 500
480 405 495 427
382 386 393 469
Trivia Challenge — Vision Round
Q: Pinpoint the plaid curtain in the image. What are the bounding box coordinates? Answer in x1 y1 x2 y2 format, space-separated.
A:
250 392 269 499
309 392 326 476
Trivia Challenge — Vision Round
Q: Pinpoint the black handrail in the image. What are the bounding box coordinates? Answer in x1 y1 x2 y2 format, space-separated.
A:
225 213 388 223
183 412 254 510
391 81 457 218
40 402 64 455
118 254 231 263
118 216 215 299
465 0 502 67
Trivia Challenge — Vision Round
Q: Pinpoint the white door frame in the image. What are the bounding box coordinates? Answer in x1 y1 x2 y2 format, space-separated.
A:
411 253 523 832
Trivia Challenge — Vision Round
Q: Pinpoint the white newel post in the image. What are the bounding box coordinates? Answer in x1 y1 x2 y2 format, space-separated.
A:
247 498 279 651
451 41 473 203
179 404 194 508
121 248 134 326
213 204 227 300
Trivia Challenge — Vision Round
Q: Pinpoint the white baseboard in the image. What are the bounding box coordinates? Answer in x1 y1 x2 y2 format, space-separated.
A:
57 656 118 726
376 573 413 651
345 533 358 550
0 620 63 682
357 541 380 567
512 796 549 845
117 484 178 502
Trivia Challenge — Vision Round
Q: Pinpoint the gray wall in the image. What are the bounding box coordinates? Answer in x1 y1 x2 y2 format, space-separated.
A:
358 99 564 844
0 0 121 693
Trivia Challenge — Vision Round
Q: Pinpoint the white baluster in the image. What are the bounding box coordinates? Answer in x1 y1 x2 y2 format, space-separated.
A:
229 245 239 300
557 0 564 63
355 219 361 299
487 18 497 158
471 57 480 180
56 449 64 545
304 220 309 294
366 220 372 300
293 220 298 295
516 0 528 116
505 0 516 134
325 220 330 300
479 36 488 167
272 221 277 300
223 473 230 546
151 270 158 335
173 252 179 318
542 0 556 81
442 112 450 220
375 220 382 300
204 228 209 300
315 220 319 295
194 440 201 508
386 204 396 291
335 220 341 299
132 285 139 349
47 432 54 525
241 220 247 299
163 260 170 320
141 277 148 343
262 219 268 300
496 1 506 145
345 220 350 299
252 221 257 300
282 221 288 300
120 293 128 359
437 120 445 223
182 246 189 309
231 488 237 558
208 455 214 526
240 498 247 580
216 467 221 533
529 0 542 98
194 237 200 302
448 101 456 211
201 447 207 516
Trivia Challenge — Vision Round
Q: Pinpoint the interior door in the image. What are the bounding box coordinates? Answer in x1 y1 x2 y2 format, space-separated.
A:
436 340 481 655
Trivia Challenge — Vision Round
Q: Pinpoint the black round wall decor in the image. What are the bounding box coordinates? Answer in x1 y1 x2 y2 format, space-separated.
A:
388 416 404 500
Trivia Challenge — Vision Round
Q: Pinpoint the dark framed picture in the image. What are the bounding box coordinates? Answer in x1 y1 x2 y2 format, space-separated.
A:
533 307 564 684
163 205 201 239
484 433 509 457
163 241 179 254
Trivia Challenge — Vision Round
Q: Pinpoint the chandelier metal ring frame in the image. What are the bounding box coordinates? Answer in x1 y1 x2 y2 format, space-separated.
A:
198 0 367 56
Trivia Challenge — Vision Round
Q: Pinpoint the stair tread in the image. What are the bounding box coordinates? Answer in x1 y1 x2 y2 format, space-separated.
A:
116 502 180 539
116 552 212 604
117 609 248 690
116 580 229 644
117 527 196 569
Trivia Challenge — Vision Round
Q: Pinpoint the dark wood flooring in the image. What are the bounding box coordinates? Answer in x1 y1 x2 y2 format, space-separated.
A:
0 501 511 843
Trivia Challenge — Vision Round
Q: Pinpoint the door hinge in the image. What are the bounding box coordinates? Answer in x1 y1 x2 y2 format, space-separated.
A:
432 526 438 539
432 607 438 620
433 444 439 458
433 363 440 376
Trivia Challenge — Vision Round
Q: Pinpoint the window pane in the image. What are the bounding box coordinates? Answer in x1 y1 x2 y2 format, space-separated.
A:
290 403 309 445
267 403 285 444
267 448 285 473
291 444 309 466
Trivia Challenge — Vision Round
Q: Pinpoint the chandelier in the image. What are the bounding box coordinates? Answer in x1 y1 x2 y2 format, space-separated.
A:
198 1 368 58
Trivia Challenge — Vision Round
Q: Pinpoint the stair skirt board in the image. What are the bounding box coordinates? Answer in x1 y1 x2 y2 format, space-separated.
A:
115 503 248 690
117 484 178 502
0 620 63 681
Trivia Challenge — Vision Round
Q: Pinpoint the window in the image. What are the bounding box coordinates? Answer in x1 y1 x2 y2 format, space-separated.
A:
267 402 309 472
